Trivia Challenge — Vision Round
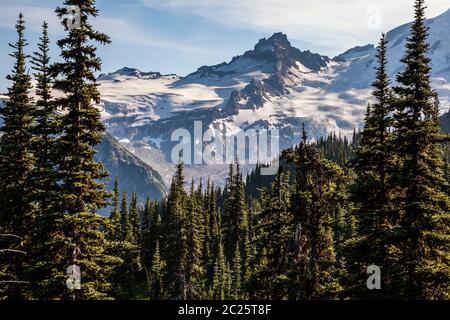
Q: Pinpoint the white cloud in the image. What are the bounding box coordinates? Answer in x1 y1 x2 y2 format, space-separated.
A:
93 17 215 55
0 5 62 34
142 0 450 55
0 3 210 55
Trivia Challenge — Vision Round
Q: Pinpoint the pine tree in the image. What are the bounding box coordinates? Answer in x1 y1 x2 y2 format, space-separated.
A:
129 192 142 272
234 165 250 284
253 170 293 299
346 34 398 298
391 0 450 299
29 21 60 218
231 244 242 299
222 163 248 267
0 13 35 299
222 164 235 260
120 192 132 242
149 203 161 265
185 180 205 299
129 193 141 245
141 196 154 269
201 179 223 292
150 240 163 300
113 192 139 298
202 179 213 278
29 0 120 299
163 163 188 299
212 242 227 300
26 21 67 300
0 12 34 244
283 134 345 300
53 0 111 212
109 177 121 240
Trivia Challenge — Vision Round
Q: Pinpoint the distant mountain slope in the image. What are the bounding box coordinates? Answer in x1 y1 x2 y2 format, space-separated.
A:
334 8 450 112
99 32 357 185
0 95 167 201
440 111 450 133
95 132 167 201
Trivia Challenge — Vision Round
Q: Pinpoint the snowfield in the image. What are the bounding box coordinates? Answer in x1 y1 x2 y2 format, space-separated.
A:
93 9 450 184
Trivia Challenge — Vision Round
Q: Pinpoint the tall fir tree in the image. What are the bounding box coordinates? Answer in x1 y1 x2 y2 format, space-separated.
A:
53 0 111 213
222 163 249 268
149 202 162 266
230 243 242 299
346 34 398 298
253 170 293 299
141 196 154 269
120 193 132 242
150 240 163 300
0 13 34 244
203 179 222 290
26 21 66 299
163 163 188 299
29 21 60 218
129 192 142 272
185 180 205 299
129 193 141 245
202 179 212 279
109 177 121 240
212 242 228 300
391 0 450 299
113 192 139 298
0 13 35 299
222 164 235 261
31 0 121 299
109 177 122 240
284 134 345 300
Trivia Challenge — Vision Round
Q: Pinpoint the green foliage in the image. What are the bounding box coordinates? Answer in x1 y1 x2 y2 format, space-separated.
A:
185 180 205 299
283 138 346 300
0 13 35 239
346 34 398 299
212 242 228 300
389 0 450 299
29 0 119 299
150 240 163 300
0 13 35 299
162 163 189 299
251 170 293 299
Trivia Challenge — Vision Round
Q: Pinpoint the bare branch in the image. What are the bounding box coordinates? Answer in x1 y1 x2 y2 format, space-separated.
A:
0 249 27 256
0 234 23 240
0 281 30 285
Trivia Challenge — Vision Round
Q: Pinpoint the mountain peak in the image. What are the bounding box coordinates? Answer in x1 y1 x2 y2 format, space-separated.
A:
254 32 291 53
334 44 376 61
97 67 179 81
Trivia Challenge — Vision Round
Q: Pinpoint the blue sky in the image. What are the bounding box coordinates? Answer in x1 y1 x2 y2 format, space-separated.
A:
1 0 449 92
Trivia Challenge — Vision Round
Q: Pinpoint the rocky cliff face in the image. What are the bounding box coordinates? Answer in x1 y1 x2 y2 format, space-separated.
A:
94 132 167 201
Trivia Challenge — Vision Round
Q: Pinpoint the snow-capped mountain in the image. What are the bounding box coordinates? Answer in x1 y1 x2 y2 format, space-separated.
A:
97 9 450 185
0 95 167 200
334 8 450 111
